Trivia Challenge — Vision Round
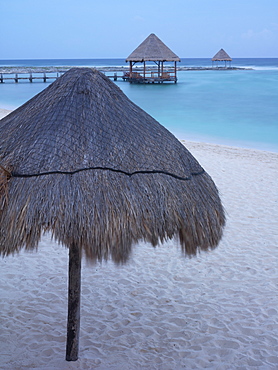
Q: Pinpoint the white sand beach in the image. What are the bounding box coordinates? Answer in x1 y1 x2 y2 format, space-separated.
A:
0 108 12 119
0 109 278 369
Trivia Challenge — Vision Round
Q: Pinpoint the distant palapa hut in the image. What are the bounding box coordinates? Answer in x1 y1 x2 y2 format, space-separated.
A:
212 49 232 68
125 33 180 83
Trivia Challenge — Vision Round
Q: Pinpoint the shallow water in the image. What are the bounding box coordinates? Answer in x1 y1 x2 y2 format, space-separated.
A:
0 58 277 152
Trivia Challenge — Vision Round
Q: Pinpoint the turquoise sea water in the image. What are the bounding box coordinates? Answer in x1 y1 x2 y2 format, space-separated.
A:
0 58 278 152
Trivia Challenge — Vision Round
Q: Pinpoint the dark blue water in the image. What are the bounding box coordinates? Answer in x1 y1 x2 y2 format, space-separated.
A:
1 58 277 69
1 58 278 152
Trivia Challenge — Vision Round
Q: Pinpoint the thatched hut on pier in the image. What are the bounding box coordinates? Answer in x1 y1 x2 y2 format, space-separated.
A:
125 33 180 83
212 49 232 68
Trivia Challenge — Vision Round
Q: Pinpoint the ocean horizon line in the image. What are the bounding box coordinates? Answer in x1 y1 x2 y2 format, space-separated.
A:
1 57 277 60
1 58 277 72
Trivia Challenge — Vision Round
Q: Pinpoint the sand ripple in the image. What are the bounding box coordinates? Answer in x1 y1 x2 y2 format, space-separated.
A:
1 143 278 369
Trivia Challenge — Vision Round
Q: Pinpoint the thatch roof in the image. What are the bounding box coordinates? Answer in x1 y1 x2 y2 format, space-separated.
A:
126 33 180 62
212 48 232 61
0 68 224 263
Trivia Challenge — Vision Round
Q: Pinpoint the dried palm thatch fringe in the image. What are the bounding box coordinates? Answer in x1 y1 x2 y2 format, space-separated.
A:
0 67 225 263
0 165 12 209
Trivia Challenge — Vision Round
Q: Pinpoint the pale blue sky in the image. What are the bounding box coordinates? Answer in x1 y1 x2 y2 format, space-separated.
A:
1 0 277 59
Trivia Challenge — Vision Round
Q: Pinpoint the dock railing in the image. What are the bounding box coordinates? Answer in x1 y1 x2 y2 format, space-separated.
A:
0 71 63 83
123 69 177 83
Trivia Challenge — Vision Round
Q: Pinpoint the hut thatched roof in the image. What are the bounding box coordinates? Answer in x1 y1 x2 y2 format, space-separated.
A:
126 33 180 62
212 48 232 61
0 68 224 263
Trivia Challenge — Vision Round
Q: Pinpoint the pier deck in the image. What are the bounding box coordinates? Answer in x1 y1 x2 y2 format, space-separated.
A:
0 71 121 83
0 66 251 84
0 72 63 83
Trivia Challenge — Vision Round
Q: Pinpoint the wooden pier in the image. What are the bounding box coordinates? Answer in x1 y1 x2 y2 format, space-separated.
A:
0 66 250 84
0 72 63 83
0 70 177 84
0 70 121 83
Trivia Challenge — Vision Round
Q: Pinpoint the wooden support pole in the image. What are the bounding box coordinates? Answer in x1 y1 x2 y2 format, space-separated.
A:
143 61 146 79
66 243 82 361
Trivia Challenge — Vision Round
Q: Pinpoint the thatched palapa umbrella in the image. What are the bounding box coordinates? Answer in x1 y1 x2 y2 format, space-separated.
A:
0 68 225 361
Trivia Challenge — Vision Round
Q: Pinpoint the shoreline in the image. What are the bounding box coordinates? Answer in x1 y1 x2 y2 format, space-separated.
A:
1 133 277 369
1 108 277 154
